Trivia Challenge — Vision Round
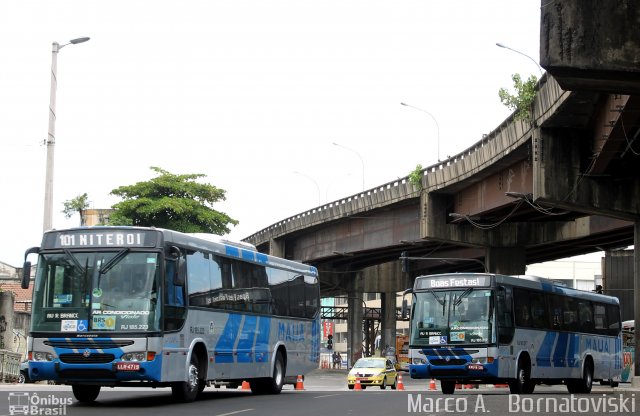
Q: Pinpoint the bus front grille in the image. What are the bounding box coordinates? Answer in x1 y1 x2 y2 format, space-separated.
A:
429 359 467 366
45 340 134 349
59 353 115 364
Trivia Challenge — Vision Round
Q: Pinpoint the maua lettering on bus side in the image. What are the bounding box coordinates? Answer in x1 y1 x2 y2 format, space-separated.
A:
277 322 304 342
585 337 610 353
58 232 143 247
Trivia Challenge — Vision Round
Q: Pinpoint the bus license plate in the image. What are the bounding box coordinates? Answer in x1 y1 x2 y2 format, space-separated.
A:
467 364 484 371
116 362 140 371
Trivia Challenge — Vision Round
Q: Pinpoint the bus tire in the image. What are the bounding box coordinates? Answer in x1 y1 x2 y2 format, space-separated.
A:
171 354 201 403
509 360 535 394
441 380 456 394
72 384 101 403
567 360 593 394
251 351 285 395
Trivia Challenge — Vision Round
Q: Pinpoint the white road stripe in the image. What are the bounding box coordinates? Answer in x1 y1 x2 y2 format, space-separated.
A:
216 409 255 416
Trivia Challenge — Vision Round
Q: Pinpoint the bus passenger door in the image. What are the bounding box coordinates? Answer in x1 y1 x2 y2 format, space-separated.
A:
496 287 515 378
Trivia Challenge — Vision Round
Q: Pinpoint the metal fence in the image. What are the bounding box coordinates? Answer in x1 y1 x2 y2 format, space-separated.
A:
0 350 21 382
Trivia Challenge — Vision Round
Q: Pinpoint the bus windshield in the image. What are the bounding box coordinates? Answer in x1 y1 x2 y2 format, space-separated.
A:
411 289 494 346
31 251 161 332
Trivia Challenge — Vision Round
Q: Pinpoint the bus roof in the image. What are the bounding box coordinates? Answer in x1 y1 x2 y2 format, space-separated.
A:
40 226 318 277
413 272 619 305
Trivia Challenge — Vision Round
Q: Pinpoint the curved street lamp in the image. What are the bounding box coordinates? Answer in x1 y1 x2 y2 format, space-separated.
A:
496 42 543 77
43 37 90 232
400 102 441 162
332 142 365 191
293 171 322 205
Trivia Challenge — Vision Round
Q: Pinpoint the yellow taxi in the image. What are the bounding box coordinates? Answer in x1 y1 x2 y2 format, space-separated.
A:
347 357 398 390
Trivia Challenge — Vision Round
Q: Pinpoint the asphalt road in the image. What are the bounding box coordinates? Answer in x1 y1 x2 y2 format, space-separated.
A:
1 369 636 416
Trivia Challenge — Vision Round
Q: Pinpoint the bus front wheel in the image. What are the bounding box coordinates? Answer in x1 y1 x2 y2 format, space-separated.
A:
509 363 535 394
171 354 201 402
72 384 101 403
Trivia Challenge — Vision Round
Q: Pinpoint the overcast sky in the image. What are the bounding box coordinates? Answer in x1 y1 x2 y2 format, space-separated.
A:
0 1 550 267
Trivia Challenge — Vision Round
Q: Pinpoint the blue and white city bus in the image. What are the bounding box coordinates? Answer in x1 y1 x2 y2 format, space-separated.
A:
21 227 320 403
407 273 622 394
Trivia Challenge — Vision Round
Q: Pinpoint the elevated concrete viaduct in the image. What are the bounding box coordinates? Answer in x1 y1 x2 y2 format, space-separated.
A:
244 1 640 367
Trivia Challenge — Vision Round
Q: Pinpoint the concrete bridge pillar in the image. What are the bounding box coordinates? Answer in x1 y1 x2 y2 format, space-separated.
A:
268 238 285 258
346 273 364 366
380 292 396 359
485 247 526 275
634 221 640 382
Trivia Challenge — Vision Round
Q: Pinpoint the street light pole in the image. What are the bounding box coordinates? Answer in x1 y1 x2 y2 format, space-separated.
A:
496 42 543 77
332 142 365 191
43 37 90 232
400 102 441 162
293 171 322 205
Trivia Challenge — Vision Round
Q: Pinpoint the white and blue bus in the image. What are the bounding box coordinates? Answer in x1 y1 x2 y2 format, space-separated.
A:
407 273 622 394
21 227 320 403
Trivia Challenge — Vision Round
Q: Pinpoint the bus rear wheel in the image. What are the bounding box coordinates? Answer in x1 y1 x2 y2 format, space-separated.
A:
567 361 593 394
441 380 456 394
72 384 101 403
251 351 285 395
171 354 201 402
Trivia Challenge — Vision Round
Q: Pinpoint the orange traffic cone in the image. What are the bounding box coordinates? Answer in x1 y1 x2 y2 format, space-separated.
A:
354 379 362 391
429 378 436 391
397 374 405 391
241 380 250 390
295 375 305 390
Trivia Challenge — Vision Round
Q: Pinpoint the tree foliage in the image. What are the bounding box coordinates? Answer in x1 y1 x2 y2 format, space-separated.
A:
62 193 90 219
109 167 238 234
498 73 538 121
409 164 423 190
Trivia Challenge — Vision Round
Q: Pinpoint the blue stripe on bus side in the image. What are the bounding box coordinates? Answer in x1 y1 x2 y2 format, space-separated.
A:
567 334 580 367
225 246 240 258
256 253 268 264
541 282 553 293
215 314 242 363
536 332 556 367
254 316 271 363
237 315 257 363
553 332 569 367
241 249 254 261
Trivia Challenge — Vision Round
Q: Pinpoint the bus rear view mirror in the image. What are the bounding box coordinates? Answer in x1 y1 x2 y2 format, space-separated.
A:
21 262 31 289
22 246 40 289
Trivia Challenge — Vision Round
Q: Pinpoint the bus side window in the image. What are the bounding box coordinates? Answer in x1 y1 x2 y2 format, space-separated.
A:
496 287 514 344
578 301 594 332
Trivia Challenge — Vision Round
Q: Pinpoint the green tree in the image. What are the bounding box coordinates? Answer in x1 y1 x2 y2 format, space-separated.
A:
62 193 90 224
498 73 538 121
409 164 423 190
109 167 238 234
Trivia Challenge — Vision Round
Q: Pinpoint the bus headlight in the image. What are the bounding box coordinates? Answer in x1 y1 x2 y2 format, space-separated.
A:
412 358 427 365
31 352 54 361
121 352 148 362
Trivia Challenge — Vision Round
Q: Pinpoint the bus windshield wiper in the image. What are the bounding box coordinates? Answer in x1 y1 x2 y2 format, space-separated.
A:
99 248 130 275
64 249 86 274
454 288 473 307
428 290 445 306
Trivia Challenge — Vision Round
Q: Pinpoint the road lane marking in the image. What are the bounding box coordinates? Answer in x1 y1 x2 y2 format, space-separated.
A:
313 394 343 398
216 409 255 416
